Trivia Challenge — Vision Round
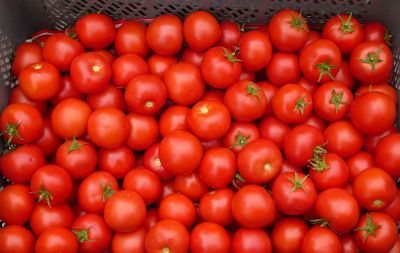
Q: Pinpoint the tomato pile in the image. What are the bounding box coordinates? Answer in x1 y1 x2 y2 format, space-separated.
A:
0 8 399 253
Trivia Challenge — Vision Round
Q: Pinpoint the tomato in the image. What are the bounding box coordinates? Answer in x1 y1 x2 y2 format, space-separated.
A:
158 193 197 228
147 14 183 55
353 167 397 211
181 48 204 67
70 52 111 93
9 86 47 114
0 225 35 253
115 21 149 57
341 233 359 253
145 219 190 253
350 92 396 135
257 81 277 117
356 83 398 104
78 171 119 214
50 76 84 105
298 76 318 94
174 172 208 201
232 185 276 228
301 226 342 253
199 188 234 226
232 228 271 253
35 226 78 253
266 52 300 86
125 74 166 114
159 105 190 137
104 190 146 232
0 144 45 183
375 133 400 177
303 30 321 48
354 212 398 253
183 11 220 51
224 81 266 122
143 208 159 230
313 81 353 122
198 147 235 188
147 54 178 78
238 68 255 81
223 121 260 154
303 112 326 131
346 151 375 181
123 168 162 205
271 217 308 253
30 202 74 236
272 84 313 124
98 145 135 179
159 131 203 175
158 180 177 204
112 54 149 87
190 222 231 253
201 138 222 151
322 13 364 53
268 9 308 52
218 21 241 50
256 24 269 38
112 227 146 253
334 61 355 89
143 143 173 181
364 21 391 44
188 100 231 140
51 98 92 138
35 122 62 157
42 33 84 71
349 42 393 83
272 172 317 215
87 85 126 111
324 120 364 158
239 31 272 71
87 108 129 149
125 113 159 150
300 39 342 83
75 13 115 49
283 124 325 167
0 184 34 225
384 189 400 222
258 117 290 150
71 214 112 253
93 49 114 64
12 41 42 77
387 238 400 253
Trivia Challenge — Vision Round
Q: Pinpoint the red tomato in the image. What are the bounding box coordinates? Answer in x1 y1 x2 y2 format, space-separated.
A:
223 121 260 154
93 49 114 64
50 76 84 105
387 238 400 253
35 226 78 253
341 233 359 253
298 76 318 94
271 217 308 253
268 9 308 52
303 30 321 47
232 228 272 253
35 119 61 157
257 81 277 117
112 227 146 253
75 13 115 49
158 180 177 204
0 225 35 253
174 172 208 201
266 52 300 86
9 86 47 114
364 21 391 44
125 113 159 150
239 30 272 71
181 48 204 67
301 226 342 253
115 21 149 57
12 41 42 77
143 143 173 181
232 185 276 228
239 68 255 81
112 54 149 87
303 112 327 131
0 184 34 225
384 189 400 223
87 85 126 111
218 21 241 50
259 116 290 149
346 151 375 181
356 83 398 104
199 188 234 226
334 61 355 89
147 14 183 55
201 90 225 102
123 168 162 205
147 54 178 78
159 105 190 137
98 145 135 179
256 24 269 38
299 39 342 83
375 133 400 177
158 193 197 228
190 222 231 253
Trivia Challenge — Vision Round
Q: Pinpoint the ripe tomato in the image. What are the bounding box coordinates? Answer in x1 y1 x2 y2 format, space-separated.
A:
259 116 290 149
50 76 84 105
30 202 74 236
232 185 276 228
354 212 398 253
87 85 126 111
313 81 353 122
71 214 112 253
268 9 308 52
239 68 255 81
75 13 115 49
9 86 47 114
112 227 146 253
346 151 375 181
223 121 260 154
87 108 129 149
123 168 162 205
271 217 308 253
163 62 205 105
375 133 400 177
147 14 183 55
322 13 364 53
181 48 204 67
384 189 400 222
174 172 208 201
70 52 111 93
239 30 272 71
158 193 197 228
272 172 317 215
115 21 149 57
147 54 178 78
324 120 364 158
356 82 398 104
298 76 318 94
303 30 321 47
42 33 84 71
364 21 391 44
157 180 176 204
218 21 241 50
388 238 400 253
125 113 158 150
12 41 42 77
299 39 342 83
199 188 234 226
350 92 396 135
0 144 45 183
232 228 271 253
112 54 149 87
224 81 266 122
30 165 73 206
353 167 397 211
159 105 190 137
257 81 277 117
0 225 35 253
301 226 342 253
143 143 173 181
334 61 355 89
98 145 135 179
51 98 92 138
34 119 60 157
272 84 313 124
145 219 190 253
190 222 231 253
303 112 327 131
266 52 300 86
77 171 119 214
0 184 34 225
104 190 146 232
35 226 78 253
341 233 359 253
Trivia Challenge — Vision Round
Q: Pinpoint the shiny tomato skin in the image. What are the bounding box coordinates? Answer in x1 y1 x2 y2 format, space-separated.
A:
75 13 115 49
239 30 272 71
341 233 359 253
303 112 327 131
257 81 277 117
0 184 35 225
125 113 158 150
271 217 308 253
112 227 146 253
375 133 400 177
181 48 204 67
303 30 321 48
115 21 149 57
12 41 42 77
123 168 162 205
98 145 135 179
387 238 400 253
93 49 114 64
199 188 234 226
298 76 318 94
334 61 355 89
232 228 271 253
384 189 400 222
239 68 255 81
159 105 190 137
174 172 208 201
158 193 197 228
9 86 47 114
223 121 260 154
190 222 231 253
35 226 78 253
147 54 178 78
259 116 291 149
50 76 84 105
157 180 177 204
364 21 388 44
87 85 126 111
301 226 342 253
266 52 300 86
111 54 149 87
346 151 375 181
356 83 398 104
143 143 173 181
0 225 35 253
218 21 241 50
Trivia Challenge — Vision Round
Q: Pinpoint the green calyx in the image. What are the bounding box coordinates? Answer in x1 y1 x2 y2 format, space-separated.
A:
360 45 383 72
294 95 310 115
290 11 308 31
308 144 329 172
68 136 84 153
315 58 338 83
384 25 392 45
72 228 93 243
354 213 381 242
101 181 116 202
1 122 23 146
338 12 355 38
311 218 330 227
329 88 347 113
33 186 53 208
245 82 262 100
287 172 309 195
229 131 251 149
222 47 241 64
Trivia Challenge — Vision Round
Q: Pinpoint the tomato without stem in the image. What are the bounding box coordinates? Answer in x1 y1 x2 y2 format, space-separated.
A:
218 21 241 50
98 145 135 179
35 226 79 253
158 193 197 228
12 41 42 77
143 143 173 181
115 21 149 57
123 168 162 205
232 228 272 253
334 61 355 89
301 226 342 253
9 86 47 114
0 184 35 225
375 133 400 177
199 188 234 226
147 54 178 78
174 172 208 201
75 13 115 49
112 54 149 88
0 225 35 253
87 85 126 111
346 151 375 181
266 52 300 86
239 30 272 71
190 222 231 253
125 113 159 150
159 105 190 137
50 76 84 105
112 227 146 253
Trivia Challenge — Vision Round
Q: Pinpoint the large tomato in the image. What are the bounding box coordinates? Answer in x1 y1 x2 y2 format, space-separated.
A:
341 233 359 253
199 188 234 226
301 226 342 253
266 52 300 86
239 31 272 71
271 217 308 253
12 41 42 77
190 222 231 253
35 226 78 253
115 21 149 57
159 105 190 137
158 193 197 228
222 121 260 154
147 54 178 78
174 172 208 201
98 145 135 179
346 151 375 181
0 184 35 225
112 227 146 253
87 85 126 111
232 228 272 253
259 116 290 149
364 21 391 44
123 168 162 205
375 133 400 177
111 54 149 87
0 225 35 253
125 113 159 150
218 21 241 50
